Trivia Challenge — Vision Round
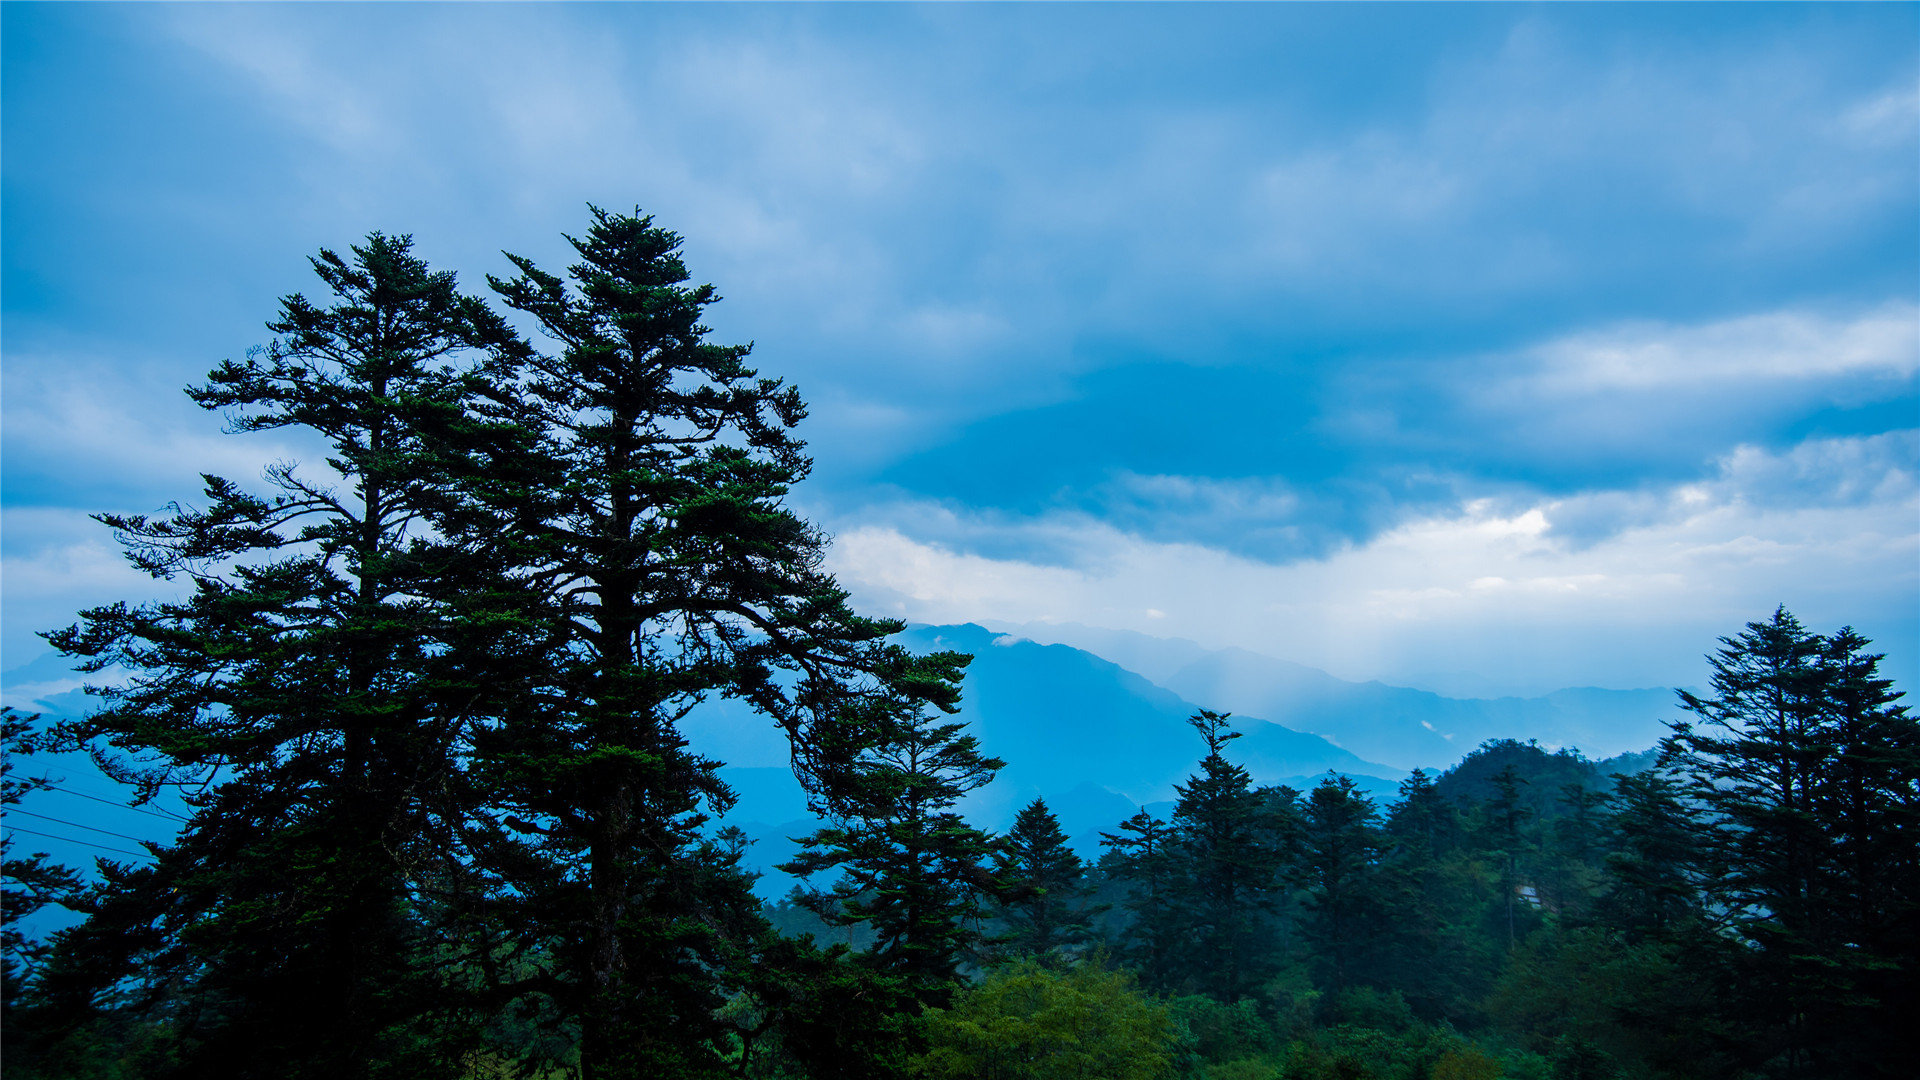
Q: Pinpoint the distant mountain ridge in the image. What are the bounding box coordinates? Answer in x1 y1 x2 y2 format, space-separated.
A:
990 622 1681 770
712 623 1411 893
6 623 1676 902
893 623 1401 814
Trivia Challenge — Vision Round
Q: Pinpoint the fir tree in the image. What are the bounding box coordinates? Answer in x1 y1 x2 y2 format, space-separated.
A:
40 234 518 1079
1163 710 1284 1001
1662 608 1918 1077
1379 768 1467 1016
989 798 1093 963
1593 770 1702 940
1485 764 1534 951
1097 810 1178 987
782 696 1001 1008
471 207 970 1077
1 711 86 1004
1297 773 1385 993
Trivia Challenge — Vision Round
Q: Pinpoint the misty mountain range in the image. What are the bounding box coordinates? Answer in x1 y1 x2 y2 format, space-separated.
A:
2 623 1679 900
709 622 1680 893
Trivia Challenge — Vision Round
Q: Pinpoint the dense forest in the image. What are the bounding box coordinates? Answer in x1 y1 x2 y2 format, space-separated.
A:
1 211 1914 1080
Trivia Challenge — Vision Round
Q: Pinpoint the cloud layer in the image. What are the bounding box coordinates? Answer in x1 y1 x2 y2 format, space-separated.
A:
4 5 1914 697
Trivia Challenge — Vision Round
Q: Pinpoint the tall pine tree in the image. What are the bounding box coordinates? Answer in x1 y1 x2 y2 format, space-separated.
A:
1297 774 1386 994
1662 608 1917 1078
41 234 518 1078
1162 711 1284 1001
471 207 968 1078
1097 810 1178 987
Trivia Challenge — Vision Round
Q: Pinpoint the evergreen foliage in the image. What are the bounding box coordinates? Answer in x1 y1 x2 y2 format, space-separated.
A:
1662 607 1919 1077
1095 810 1178 985
1297 773 1387 992
989 799 1093 963
782 696 1001 1008
37 233 518 1079
1160 711 1289 1000
1 711 85 1005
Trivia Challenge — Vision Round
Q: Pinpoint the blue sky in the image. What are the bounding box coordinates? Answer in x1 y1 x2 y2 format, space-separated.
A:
4 2 1916 705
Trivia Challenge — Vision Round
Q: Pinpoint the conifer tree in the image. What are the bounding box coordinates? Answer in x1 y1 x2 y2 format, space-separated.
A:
989 798 1093 963
1485 764 1535 951
1297 773 1385 993
1593 771 1702 940
1812 627 1919 966
471 207 970 1077
1662 608 1830 961
1661 608 1917 1077
1 711 85 1003
1097 810 1178 987
1162 710 1284 1001
40 234 517 1079
782 696 1000 1008
1379 768 1466 1015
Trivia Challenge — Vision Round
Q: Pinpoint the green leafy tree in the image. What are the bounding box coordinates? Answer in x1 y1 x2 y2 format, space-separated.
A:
39 234 518 1079
470 207 970 1078
990 799 1094 964
915 959 1177 1080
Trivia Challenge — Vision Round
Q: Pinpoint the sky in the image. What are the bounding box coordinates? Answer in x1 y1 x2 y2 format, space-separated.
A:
4 2 1916 708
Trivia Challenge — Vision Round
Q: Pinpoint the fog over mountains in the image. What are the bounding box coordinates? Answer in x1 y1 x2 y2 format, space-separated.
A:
4 618 1679 909
984 622 1681 772
705 622 1679 892
3 618 1679 906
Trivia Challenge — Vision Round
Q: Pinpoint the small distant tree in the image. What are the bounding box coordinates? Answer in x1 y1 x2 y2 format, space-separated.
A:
1162 710 1285 1000
1097 811 1177 986
990 799 1093 964
1485 764 1534 951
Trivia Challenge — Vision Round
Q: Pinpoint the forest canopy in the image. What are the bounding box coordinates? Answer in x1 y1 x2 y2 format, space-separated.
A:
1 213 1913 1080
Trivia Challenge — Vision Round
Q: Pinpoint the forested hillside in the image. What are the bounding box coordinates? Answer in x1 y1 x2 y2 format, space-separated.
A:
1 214 1913 1080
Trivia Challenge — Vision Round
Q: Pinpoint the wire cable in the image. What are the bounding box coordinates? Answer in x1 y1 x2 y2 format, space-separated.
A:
38 783 190 822
3 825 154 861
4 808 160 846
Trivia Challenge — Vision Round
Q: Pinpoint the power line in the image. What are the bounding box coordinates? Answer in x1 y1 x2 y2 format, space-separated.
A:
5 808 159 846
37 783 190 822
4 825 154 861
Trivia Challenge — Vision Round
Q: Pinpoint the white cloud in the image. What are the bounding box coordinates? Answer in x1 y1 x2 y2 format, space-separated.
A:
1531 302 1918 390
823 435 1918 692
0 508 182 671
1 353 312 502
1842 84 1920 146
